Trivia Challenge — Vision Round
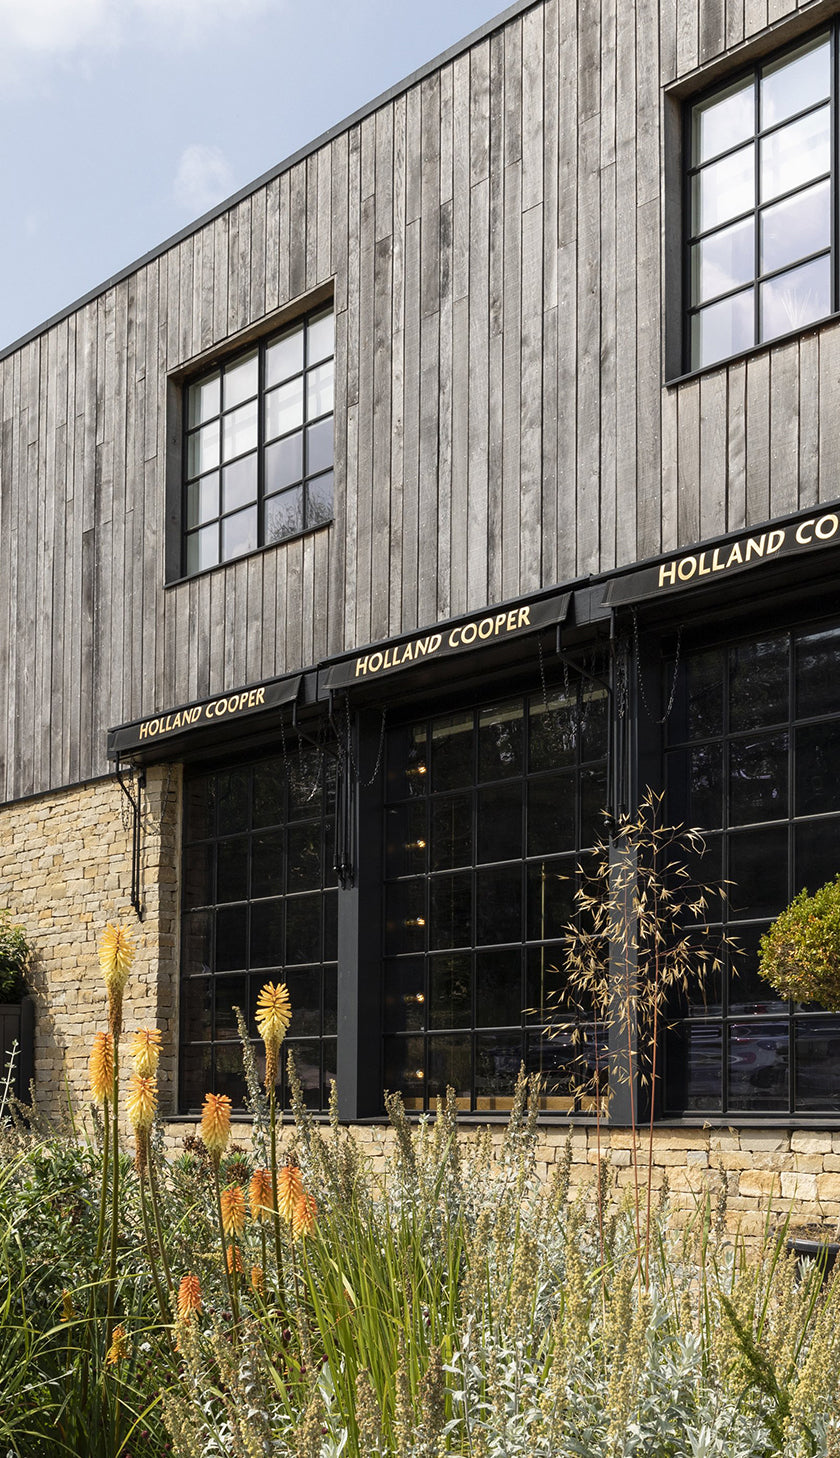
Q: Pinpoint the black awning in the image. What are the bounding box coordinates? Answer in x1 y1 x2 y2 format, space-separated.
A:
107 673 302 762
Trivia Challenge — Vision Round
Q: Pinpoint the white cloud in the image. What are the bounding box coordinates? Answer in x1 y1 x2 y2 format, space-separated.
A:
0 0 271 55
173 143 235 216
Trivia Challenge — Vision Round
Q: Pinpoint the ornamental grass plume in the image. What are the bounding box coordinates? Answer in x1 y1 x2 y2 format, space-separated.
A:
131 1027 162 1078
89 1031 114 1104
249 1167 274 1222
200 1092 233 1162
277 1160 304 1224
177 1273 202 1321
220 1184 247 1238
99 922 134 1037
255 981 292 1090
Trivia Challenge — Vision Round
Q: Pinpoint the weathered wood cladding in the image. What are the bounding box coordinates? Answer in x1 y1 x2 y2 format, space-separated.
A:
0 0 834 802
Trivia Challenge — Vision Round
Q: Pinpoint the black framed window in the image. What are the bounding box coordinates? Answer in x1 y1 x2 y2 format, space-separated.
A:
179 747 337 1112
664 616 840 1115
382 679 608 1114
182 305 334 576
686 29 835 371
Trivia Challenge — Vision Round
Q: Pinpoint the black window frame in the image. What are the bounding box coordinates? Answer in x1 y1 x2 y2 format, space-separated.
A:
682 23 839 375
179 302 335 580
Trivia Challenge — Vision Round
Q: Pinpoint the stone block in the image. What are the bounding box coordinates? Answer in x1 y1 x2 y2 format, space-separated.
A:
791 1133 833 1155
740 1132 790 1153
780 1172 818 1201
738 1171 780 1198
817 1174 840 1202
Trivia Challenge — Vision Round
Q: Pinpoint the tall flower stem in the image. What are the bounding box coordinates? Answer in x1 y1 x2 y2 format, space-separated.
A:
213 1160 236 1320
105 1041 120 1344
269 1084 284 1298
95 1099 110 1267
138 1161 169 1325
147 1145 174 1297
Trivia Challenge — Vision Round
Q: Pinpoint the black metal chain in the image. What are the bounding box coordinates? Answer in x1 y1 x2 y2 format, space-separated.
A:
342 693 387 788
632 607 682 724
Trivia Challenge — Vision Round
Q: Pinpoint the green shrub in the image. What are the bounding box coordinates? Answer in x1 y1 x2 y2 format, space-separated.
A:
759 875 840 1011
0 911 29 1002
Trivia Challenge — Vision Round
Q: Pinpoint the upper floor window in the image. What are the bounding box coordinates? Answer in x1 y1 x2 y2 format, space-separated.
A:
686 31 834 371
183 305 334 576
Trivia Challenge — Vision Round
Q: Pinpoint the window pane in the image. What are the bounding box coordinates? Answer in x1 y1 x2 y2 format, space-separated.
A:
252 830 285 898
692 144 754 232
691 288 754 369
692 217 754 304
761 34 830 128
476 947 522 1027
427 1035 472 1104
692 77 754 164
217 835 248 904
529 687 577 769
222 454 258 514
306 418 333 475
429 953 472 1028
795 817 840 895
187 420 220 478
728 825 788 919
283 967 322 1037
796 624 840 718
250 899 284 969
795 1018 840 1110
475 865 522 946
669 649 725 742
307 471 333 528
730 635 788 730
429 871 472 950
306 359 334 419
217 769 250 833
475 1032 521 1108
431 713 473 791
384 1036 425 1108
307 310 335 364
728 733 788 824
385 801 427 878
478 700 523 780
215 975 247 1040
186 524 219 575
581 688 608 761
186 472 220 529
182 977 212 1042
285 895 322 964
265 377 304 441
528 773 576 855
760 104 830 203
265 487 303 544
223 400 258 461
761 178 831 276
188 372 221 428
266 326 304 387
665 1022 722 1112
265 431 303 492
666 744 723 830
761 254 831 342
287 821 322 892
526 859 575 941
221 505 257 561
729 923 785 1014
796 722 840 816
223 351 258 410
431 793 472 870
477 782 522 863
728 1022 788 1110
216 905 247 972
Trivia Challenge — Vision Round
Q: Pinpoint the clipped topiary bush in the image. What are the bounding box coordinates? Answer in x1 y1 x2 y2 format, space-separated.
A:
0 910 29 1002
758 874 840 1012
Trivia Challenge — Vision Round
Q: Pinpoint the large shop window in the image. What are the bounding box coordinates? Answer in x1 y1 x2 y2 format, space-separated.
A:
382 679 608 1113
182 305 334 576
179 749 337 1112
686 29 835 371
664 617 840 1115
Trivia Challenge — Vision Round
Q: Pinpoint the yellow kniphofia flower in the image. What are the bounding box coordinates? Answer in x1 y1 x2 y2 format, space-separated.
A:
292 1189 317 1241
126 1073 157 1132
177 1272 202 1320
200 1092 232 1157
105 1324 129 1366
131 1028 162 1078
255 982 292 1048
99 923 135 995
277 1162 304 1224
88 1031 114 1104
220 1184 246 1237
250 1264 265 1294
248 1167 274 1223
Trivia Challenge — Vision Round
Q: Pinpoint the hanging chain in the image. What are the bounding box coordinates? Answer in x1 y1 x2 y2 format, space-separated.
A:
632 606 682 724
342 693 387 788
278 708 327 802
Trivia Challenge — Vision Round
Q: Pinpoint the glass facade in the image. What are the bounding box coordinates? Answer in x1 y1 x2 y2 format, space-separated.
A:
687 30 835 370
179 747 337 1112
183 306 334 576
382 679 609 1112
664 617 840 1114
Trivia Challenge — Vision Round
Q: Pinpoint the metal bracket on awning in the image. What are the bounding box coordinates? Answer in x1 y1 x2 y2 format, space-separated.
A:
114 758 146 922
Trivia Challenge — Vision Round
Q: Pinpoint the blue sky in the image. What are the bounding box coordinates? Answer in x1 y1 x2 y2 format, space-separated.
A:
0 0 504 351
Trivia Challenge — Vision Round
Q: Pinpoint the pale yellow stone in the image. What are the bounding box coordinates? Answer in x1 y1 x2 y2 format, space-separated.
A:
740 1132 790 1153
817 1174 840 1202
781 1173 818 1200
738 1171 780 1198
791 1133 833 1155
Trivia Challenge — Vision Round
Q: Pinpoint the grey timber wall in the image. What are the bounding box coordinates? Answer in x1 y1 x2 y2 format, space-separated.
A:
0 0 836 803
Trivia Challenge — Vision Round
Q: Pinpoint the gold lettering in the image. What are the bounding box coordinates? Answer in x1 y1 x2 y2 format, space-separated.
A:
677 556 697 582
355 656 369 677
697 552 711 576
478 617 494 639
506 610 517 631
495 613 506 634
658 561 677 587
711 547 724 571
517 606 530 627
796 519 815 545
745 535 766 560
138 720 150 740
256 687 265 705
448 628 461 647
767 529 784 554
726 542 743 568
428 634 442 653
461 622 477 645
368 652 384 673
816 513 839 541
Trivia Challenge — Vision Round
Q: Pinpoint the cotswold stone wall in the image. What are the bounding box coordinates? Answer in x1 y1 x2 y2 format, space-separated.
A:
159 1120 840 1239
0 766 181 1121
